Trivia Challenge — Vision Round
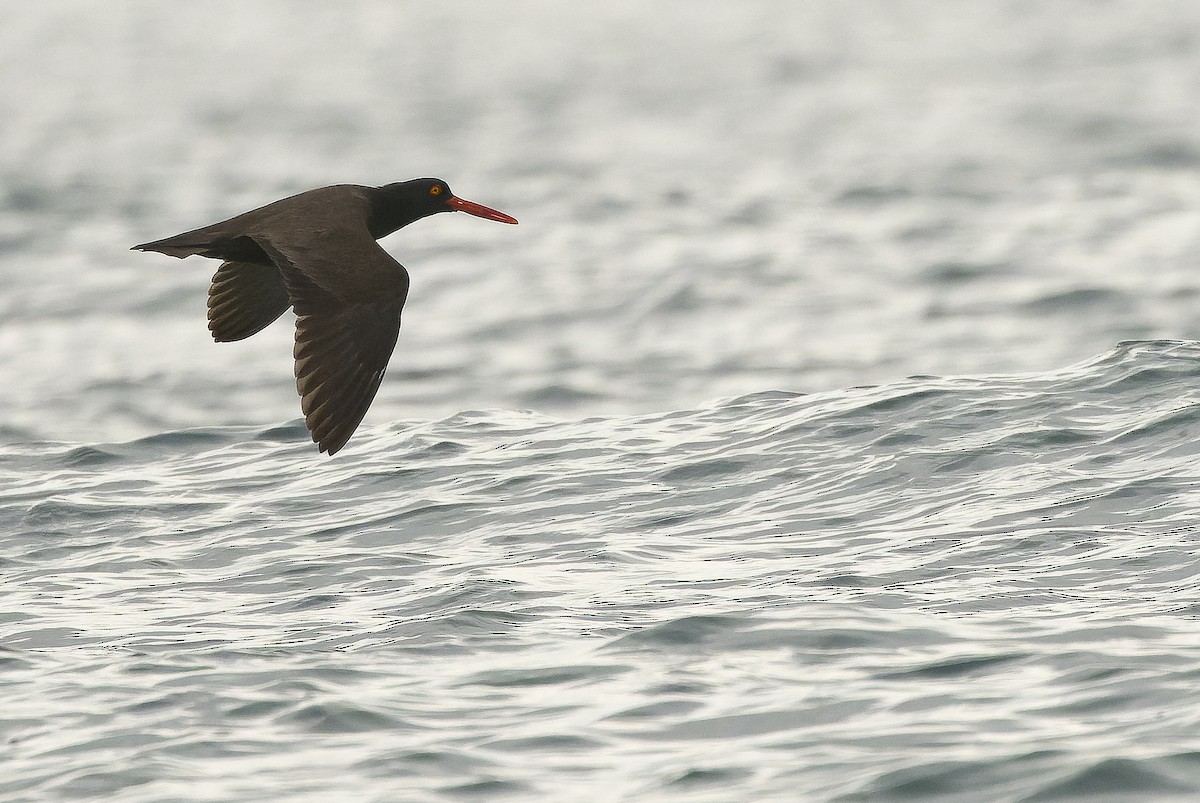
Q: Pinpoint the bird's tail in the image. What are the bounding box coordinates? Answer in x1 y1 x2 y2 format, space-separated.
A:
130 234 213 259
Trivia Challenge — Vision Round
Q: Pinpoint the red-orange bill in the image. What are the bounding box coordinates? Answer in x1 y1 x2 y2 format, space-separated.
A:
447 195 518 224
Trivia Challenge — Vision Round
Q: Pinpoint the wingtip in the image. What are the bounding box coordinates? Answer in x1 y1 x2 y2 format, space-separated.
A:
317 432 348 455
312 429 343 456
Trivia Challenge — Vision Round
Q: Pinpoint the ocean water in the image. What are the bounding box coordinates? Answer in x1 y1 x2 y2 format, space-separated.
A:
3 2 1200 801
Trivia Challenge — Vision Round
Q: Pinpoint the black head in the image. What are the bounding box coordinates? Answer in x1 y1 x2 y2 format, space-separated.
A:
372 178 517 237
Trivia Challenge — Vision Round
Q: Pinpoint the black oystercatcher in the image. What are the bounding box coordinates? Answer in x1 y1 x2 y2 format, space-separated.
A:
132 178 518 455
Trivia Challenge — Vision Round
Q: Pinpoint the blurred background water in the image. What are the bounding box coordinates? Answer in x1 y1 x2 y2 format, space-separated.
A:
3 2 1200 801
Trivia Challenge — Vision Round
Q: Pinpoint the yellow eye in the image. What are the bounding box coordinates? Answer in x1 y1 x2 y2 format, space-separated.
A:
430 185 443 196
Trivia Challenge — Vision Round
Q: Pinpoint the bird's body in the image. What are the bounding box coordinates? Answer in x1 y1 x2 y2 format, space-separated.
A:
132 178 517 455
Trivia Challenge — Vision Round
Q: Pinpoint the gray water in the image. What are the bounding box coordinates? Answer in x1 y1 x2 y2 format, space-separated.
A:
3 2 1200 801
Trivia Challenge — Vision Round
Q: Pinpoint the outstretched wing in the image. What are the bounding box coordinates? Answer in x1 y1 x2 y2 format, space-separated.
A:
291 293 403 455
253 234 409 455
207 260 291 342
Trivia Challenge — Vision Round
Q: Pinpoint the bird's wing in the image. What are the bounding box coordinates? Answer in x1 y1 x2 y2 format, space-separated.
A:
207 260 292 342
252 233 409 455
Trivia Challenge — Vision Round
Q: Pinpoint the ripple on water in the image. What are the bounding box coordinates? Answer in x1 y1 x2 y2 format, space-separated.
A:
3 342 1200 799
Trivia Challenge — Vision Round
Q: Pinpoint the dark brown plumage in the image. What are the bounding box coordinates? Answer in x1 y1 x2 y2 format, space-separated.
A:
132 178 517 455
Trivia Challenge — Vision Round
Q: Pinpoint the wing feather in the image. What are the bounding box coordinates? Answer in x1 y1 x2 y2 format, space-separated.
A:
252 235 408 455
206 260 291 342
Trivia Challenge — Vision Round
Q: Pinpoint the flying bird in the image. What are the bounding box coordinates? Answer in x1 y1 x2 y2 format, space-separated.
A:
132 178 518 455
